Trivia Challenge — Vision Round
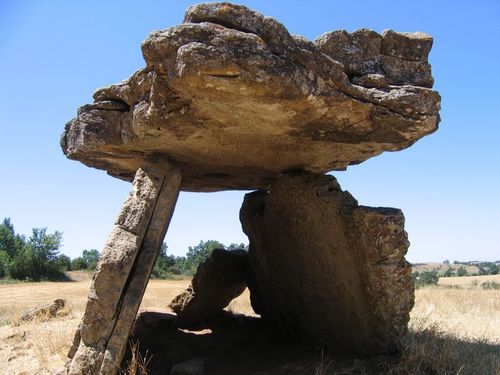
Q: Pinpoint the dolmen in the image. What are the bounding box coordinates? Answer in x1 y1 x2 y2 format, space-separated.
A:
61 3 440 374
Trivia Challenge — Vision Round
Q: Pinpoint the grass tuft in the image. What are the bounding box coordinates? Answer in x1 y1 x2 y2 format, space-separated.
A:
121 341 152 375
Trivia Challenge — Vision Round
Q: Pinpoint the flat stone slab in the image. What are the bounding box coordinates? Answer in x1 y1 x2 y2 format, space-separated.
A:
61 3 440 192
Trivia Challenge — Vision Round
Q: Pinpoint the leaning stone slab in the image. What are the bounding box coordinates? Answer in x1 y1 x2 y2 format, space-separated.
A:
240 172 414 355
67 161 181 375
169 248 247 327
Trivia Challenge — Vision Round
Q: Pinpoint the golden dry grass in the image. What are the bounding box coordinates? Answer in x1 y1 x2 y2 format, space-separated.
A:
0 276 191 374
0 273 499 374
438 273 500 287
410 287 500 343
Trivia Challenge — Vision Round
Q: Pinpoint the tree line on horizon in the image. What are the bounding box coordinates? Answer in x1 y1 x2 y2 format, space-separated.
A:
3 217 496 283
0 217 248 282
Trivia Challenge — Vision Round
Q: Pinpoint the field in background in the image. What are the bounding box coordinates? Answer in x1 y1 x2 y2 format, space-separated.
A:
438 273 500 286
0 272 499 374
412 262 479 274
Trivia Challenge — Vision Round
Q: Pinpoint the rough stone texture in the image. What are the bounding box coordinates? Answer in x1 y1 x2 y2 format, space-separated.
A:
21 299 67 322
61 2 440 192
169 249 247 327
316 29 434 87
240 172 414 355
67 162 181 375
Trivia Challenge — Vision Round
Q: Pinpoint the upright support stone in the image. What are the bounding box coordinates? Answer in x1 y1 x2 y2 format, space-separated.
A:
240 172 414 355
67 161 181 375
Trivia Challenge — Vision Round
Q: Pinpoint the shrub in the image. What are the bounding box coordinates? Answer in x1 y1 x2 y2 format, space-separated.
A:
480 281 500 290
0 219 67 281
443 268 455 277
82 249 100 270
457 266 468 277
71 257 88 270
415 271 439 288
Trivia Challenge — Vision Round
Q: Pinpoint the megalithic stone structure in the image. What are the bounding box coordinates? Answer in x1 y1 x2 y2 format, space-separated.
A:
61 2 441 373
67 162 181 374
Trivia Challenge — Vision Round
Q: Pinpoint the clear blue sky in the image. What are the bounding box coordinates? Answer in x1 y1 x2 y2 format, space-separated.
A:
1 1 499 262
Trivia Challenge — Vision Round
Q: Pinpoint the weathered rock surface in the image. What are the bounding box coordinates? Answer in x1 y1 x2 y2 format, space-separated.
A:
169 249 247 327
67 162 181 375
61 2 440 192
21 299 67 322
240 172 414 354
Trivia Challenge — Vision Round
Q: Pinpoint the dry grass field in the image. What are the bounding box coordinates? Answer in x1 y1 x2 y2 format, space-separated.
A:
0 273 499 374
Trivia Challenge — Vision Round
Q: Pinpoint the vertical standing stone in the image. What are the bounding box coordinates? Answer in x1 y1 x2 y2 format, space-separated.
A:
240 172 414 355
67 161 181 375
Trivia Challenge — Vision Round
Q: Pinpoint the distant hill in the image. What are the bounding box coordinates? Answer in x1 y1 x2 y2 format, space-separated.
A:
411 261 499 277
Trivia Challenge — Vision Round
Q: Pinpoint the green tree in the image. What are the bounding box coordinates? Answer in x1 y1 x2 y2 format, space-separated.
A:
71 257 88 270
443 267 455 277
9 228 64 281
29 228 63 280
416 271 439 287
0 218 25 259
9 249 34 280
82 249 100 270
477 262 499 275
490 263 499 275
0 250 10 278
226 243 249 251
56 254 72 272
152 243 173 278
457 266 468 277
185 240 224 271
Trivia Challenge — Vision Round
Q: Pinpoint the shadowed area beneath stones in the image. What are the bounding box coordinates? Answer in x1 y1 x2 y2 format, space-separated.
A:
125 310 500 374
124 310 388 375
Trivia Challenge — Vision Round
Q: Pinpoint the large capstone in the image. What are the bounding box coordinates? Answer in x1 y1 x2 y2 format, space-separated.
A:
240 172 414 355
61 2 440 192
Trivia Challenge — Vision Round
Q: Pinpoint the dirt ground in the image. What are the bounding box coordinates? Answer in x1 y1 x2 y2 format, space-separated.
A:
0 273 499 374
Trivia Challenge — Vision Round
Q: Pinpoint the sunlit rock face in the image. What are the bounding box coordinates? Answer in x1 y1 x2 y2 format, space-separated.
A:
61 2 440 192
